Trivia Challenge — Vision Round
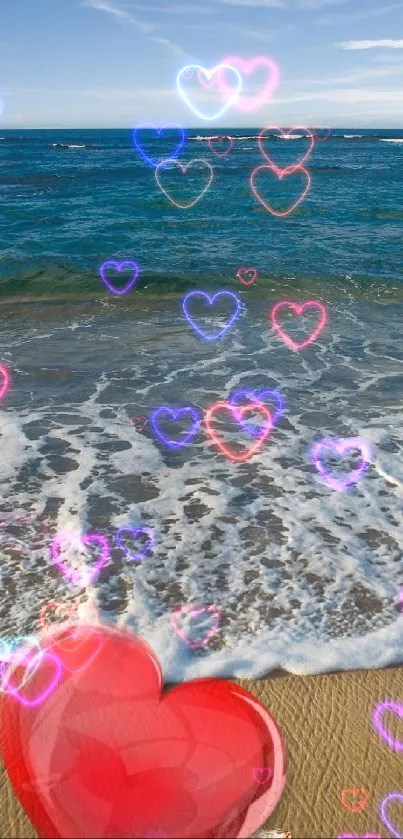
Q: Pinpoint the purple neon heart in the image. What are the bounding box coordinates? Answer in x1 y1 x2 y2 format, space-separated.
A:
99 260 140 296
183 291 241 340
380 793 403 839
133 123 186 167
151 406 201 449
312 437 371 490
115 526 155 562
230 389 285 436
372 701 403 751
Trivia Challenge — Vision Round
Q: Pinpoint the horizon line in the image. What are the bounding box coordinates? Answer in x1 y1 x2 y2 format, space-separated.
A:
1 125 403 131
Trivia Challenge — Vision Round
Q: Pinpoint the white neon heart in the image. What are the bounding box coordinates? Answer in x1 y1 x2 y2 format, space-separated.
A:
176 63 242 122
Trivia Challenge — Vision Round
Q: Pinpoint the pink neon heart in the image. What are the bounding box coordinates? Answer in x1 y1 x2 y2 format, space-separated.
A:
0 364 9 402
313 126 331 142
49 625 104 673
205 402 272 463
50 533 111 587
1 648 62 707
251 165 311 218
312 438 372 490
218 56 280 112
271 300 327 350
207 136 234 158
155 158 213 209
170 605 220 648
258 126 314 175
237 267 258 286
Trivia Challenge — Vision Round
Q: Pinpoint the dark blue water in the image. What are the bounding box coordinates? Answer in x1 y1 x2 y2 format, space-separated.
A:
1 127 403 300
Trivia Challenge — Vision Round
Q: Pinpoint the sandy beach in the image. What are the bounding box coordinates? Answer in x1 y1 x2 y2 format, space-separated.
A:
0 663 402 839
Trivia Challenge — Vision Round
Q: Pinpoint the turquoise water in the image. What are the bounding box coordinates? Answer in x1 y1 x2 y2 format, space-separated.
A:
1 127 403 299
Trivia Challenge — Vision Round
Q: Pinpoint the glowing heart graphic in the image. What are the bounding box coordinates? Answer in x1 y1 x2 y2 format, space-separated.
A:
251 164 311 217
339 788 369 814
50 532 111 587
271 300 327 350
130 415 147 432
208 135 234 157
253 767 273 785
218 55 280 113
39 600 99 639
372 700 403 751
1 642 62 707
338 834 381 838
313 126 331 142
312 437 372 490
176 63 242 121
99 260 140 296
258 126 314 175
380 793 403 839
151 406 201 449
205 401 272 462
170 604 221 648
0 626 287 838
230 389 285 436
155 158 213 209
48 625 104 673
115 525 155 562
237 267 258 286
132 123 185 167
0 637 43 695
0 364 9 402
183 290 241 340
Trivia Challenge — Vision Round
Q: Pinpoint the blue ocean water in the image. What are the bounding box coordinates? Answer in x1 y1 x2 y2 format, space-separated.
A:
1 127 403 298
0 126 402 682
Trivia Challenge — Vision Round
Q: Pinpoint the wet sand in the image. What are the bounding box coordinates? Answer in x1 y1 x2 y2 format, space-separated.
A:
0 664 402 838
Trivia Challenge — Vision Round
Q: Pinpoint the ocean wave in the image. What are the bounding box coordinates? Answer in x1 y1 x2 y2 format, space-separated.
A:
50 143 96 150
380 138 403 144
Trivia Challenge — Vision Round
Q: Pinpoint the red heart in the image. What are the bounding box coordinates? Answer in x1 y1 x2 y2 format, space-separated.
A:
0 626 287 838
339 788 369 814
251 165 311 218
205 401 272 462
237 267 258 286
257 126 314 175
131 415 148 432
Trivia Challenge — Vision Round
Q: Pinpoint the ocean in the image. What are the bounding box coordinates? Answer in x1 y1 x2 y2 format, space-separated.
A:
0 126 402 682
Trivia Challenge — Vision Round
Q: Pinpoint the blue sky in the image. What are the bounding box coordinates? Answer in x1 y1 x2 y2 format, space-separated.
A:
1 0 403 128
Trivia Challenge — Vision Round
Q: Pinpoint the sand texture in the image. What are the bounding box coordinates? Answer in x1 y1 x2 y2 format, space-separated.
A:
1 665 402 838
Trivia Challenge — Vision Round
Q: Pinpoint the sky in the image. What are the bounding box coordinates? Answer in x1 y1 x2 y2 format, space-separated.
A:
1 0 403 128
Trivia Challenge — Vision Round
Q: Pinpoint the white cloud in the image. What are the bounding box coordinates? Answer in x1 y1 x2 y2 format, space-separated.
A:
124 2 216 12
272 86 403 103
149 36 190 58
83 0 154 32
339 39 403 49
212 0 286 7
298 0 349 8
84 0 189 57
317 3 403 26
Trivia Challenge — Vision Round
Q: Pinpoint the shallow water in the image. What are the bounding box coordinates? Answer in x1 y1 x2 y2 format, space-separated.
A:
0 288 402 681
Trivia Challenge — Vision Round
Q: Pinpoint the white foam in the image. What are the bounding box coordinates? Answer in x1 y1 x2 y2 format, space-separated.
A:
0 301 402 681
